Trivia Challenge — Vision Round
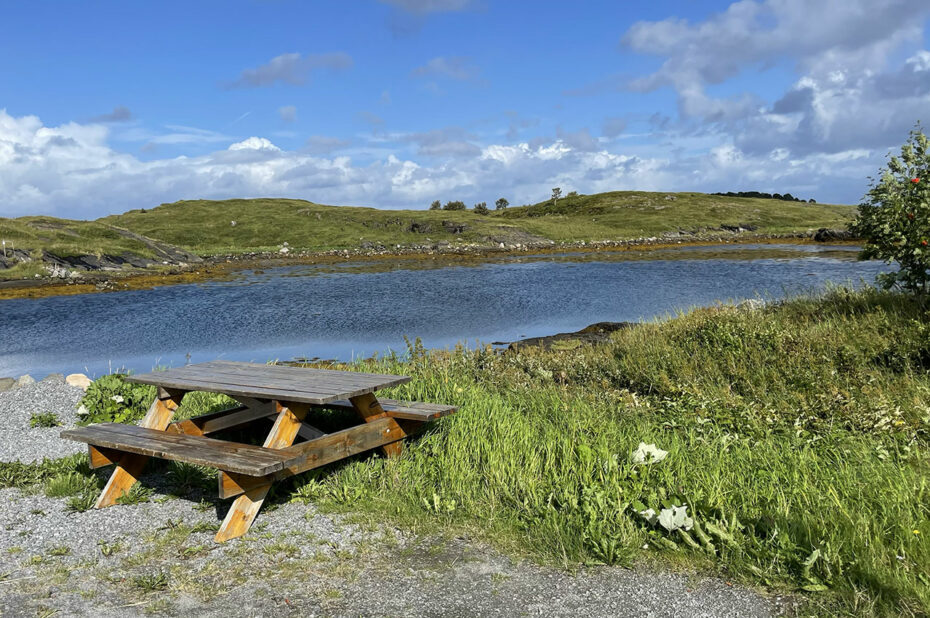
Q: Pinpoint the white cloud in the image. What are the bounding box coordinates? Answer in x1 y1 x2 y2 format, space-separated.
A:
0 109 890 221
411 56 481 81
378 0 470 14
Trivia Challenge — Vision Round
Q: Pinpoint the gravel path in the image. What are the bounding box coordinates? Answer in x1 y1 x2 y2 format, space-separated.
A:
0 378 789 616
0 376 85 463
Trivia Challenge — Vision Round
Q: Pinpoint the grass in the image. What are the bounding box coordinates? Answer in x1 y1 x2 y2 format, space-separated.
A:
0 192 855 277
29 411 61 428
1 286 924 615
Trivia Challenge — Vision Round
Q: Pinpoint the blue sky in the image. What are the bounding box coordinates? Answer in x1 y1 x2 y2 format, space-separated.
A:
1 0 929 218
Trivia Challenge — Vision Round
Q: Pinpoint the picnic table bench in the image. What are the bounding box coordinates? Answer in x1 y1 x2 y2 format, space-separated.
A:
61 360 456 542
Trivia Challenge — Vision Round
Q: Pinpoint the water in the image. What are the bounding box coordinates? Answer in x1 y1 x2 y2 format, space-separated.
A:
0 243 891 378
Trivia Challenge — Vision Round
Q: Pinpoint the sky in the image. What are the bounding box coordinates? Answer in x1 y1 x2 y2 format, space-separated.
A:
1 0 929 219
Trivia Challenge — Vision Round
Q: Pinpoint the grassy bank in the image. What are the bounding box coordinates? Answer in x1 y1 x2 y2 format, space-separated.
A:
0 192 855 270
5 287 926 615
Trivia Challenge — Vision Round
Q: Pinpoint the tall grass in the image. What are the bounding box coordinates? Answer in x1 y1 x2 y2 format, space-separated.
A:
296 286 928 616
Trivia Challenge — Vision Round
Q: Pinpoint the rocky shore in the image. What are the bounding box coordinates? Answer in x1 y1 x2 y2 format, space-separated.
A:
0 227 857 301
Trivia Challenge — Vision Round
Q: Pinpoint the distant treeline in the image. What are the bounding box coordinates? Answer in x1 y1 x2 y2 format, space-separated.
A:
713 191 815 203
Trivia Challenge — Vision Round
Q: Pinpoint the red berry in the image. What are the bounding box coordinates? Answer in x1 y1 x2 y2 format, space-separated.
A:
912 178 920 183
908 213 915 220
923 240 928 246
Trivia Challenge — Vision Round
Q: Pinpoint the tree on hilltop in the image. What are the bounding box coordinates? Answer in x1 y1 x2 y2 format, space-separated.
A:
473 202 489 215
429 200 441 210
495 198 509 210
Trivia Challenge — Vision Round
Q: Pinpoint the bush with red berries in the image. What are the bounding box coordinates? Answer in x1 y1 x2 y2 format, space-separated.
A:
853 124 930 293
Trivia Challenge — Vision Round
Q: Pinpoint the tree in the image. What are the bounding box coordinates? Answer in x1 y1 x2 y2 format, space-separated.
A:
551 187 562 206
473 202 489 215
442 200 466 211
495 197 509 210
852 124 930 294
429 200 441 211
567 190 578 197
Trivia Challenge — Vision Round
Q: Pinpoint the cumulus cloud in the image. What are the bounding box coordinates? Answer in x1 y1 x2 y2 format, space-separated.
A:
618 0 930 159
225 52 353 89
0 109 883 221
411 56 480 81
89 106 132 123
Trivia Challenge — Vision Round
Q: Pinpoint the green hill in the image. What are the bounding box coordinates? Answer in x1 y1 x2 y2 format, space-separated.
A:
0 191 856 280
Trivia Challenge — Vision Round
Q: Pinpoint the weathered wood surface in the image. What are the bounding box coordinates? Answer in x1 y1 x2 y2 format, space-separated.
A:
349 392 404 457
219 416 405 498
215 401 310 542
62 423 293 476
167 403 274 437
317 398 457 421
91 389 184 508
126 361 410 404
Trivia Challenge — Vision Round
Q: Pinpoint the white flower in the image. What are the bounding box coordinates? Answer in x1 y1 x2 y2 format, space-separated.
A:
638 507 658 526
76 405 89 416
658 505 694 532
110 395 124 403
631 442 668 464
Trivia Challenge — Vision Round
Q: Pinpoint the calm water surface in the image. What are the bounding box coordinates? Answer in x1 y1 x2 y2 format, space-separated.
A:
0 243 891 378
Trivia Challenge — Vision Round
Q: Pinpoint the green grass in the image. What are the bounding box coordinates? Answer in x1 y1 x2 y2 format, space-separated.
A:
0 192 855 269
29 411 61 428
2 286 924 615
286 286 926 616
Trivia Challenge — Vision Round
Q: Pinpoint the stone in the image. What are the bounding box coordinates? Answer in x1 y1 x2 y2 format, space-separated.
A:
42 373 65 384
66 373 93 391
0 377 15 392
15 375 36 388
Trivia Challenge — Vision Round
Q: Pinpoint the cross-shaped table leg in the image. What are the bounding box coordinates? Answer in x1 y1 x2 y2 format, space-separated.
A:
349 392 405 458
94 388 186 508
215 400 310 543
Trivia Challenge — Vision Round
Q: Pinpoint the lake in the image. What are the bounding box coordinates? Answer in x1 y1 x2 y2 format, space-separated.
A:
0 243 891 378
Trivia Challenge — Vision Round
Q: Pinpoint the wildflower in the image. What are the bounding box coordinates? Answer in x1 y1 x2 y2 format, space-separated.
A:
907 213 915 220
912 178 920 183
915 530 921 535
110 395 124 403
631 442 668 464
923 240 928 247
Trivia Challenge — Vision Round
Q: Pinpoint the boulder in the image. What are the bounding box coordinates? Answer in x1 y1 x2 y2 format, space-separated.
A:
15 375 35 388
66 373 92 391
42 373 65 384
0 377 15 392
814 228 855 242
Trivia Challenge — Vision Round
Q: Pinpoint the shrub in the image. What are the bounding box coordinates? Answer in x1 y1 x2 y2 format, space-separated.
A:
442 200 466 211
853 124 930 293
429 200 441 211
473 202 489 215
77 374 156 425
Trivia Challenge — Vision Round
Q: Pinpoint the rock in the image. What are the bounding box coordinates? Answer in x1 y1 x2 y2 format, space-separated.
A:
42 373 65 384
814 228 855 242
0 377 15 392
15 375 36 388
66 373 93 391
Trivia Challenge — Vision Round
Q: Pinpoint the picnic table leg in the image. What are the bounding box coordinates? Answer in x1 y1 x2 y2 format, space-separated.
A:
215 401 310 543
349 392 404 458
94 388 185 508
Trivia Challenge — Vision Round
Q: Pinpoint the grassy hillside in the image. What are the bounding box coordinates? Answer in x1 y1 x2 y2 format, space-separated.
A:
0 192 857 275
104 192 855 255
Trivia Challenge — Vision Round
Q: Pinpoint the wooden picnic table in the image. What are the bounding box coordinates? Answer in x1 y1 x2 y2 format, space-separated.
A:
61 360 456 542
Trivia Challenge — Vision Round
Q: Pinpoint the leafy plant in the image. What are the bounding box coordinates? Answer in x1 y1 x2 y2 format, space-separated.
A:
29 411 61 428
132 571 169 592
45 472 96 498
853 124 930 293
115 483 152 505
77 374 156 425
66 492 97 513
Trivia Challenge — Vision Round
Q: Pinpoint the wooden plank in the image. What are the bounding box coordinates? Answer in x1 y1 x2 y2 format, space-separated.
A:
214 401 310 543
350 393 403 457
123 374 379 405
152 365 408 398
168 403 274 437
91 390 184 508
218 417 406 498
62 424 292 476
296 421 326 440
88 445 120 469
314 398 457 421
129 361 410 392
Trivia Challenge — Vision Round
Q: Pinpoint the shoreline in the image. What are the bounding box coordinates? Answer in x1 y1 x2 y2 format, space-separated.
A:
0 231 859 301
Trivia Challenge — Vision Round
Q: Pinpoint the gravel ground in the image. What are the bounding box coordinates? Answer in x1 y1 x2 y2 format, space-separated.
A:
0 376 85 463
0 379 790 616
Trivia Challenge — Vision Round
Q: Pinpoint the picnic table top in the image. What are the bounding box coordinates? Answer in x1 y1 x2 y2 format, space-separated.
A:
127 360 411 405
